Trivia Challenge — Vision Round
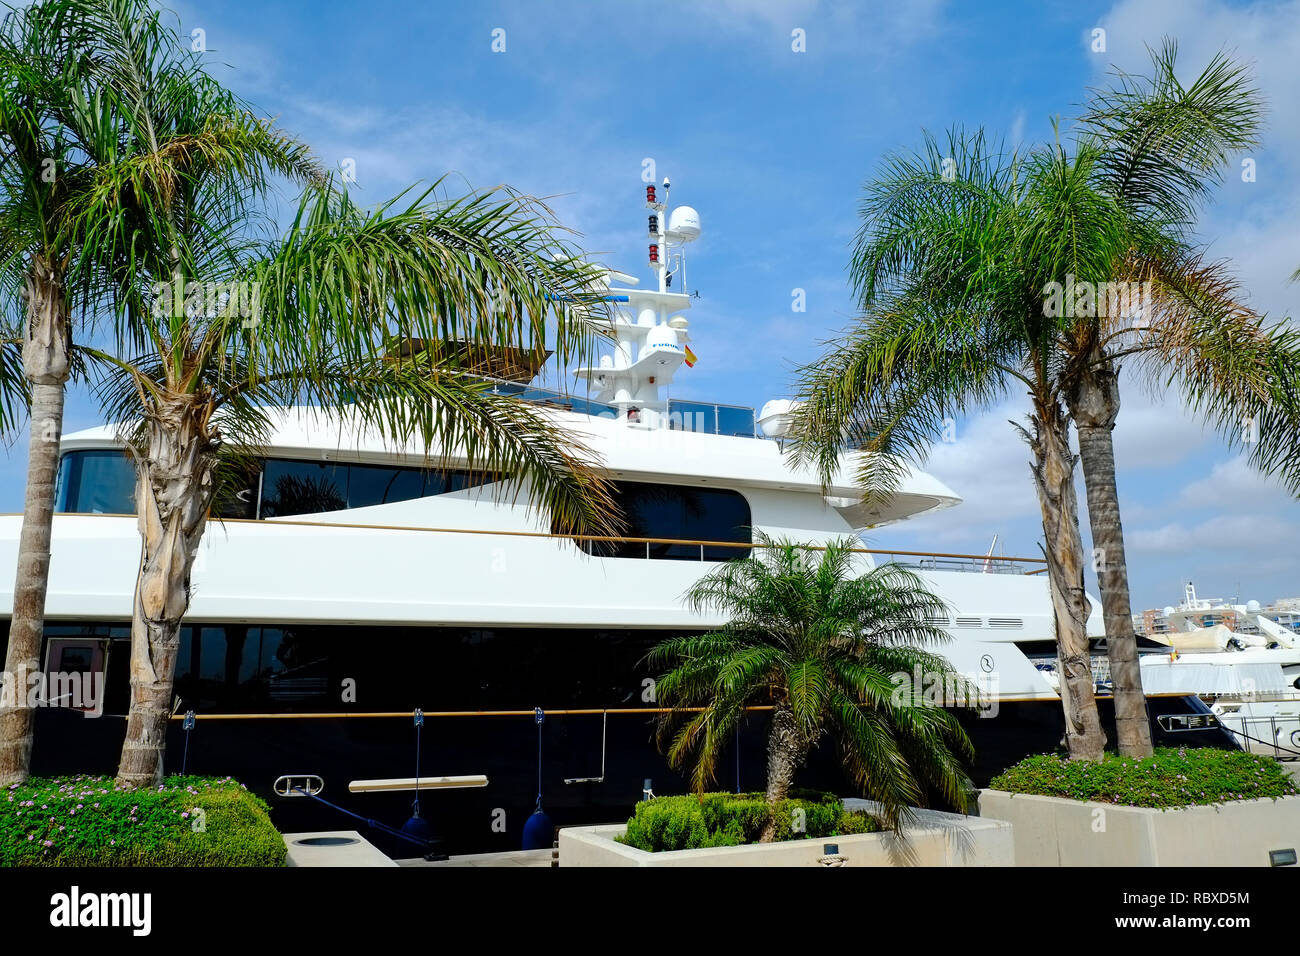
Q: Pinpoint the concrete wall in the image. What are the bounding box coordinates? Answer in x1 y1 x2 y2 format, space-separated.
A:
978 791 1300 867
559 801 1014 867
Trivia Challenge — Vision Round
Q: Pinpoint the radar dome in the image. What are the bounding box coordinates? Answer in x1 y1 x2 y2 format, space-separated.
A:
1247 600 1262 612
758 399 802 438
667 206 701 242
1163 606 1176 617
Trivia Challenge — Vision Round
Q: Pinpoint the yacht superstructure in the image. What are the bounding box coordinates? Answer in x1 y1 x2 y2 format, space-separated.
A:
0 178 1239 852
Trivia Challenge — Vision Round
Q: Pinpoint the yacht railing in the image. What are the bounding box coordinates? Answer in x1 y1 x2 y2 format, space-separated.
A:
1216 713 1300 760
41 510 1051 573
485 379 620 418
913 554 1031 575
481 377 764 439
665 399 758 438
242 517 1050 574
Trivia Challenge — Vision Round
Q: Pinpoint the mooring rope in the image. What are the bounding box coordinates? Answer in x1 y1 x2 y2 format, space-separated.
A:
289 786 430 850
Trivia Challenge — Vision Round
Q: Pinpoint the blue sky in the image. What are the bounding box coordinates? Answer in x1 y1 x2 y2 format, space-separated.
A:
5 0 1298 610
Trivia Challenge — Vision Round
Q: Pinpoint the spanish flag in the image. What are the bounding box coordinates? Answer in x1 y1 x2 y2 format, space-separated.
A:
684 345 697 368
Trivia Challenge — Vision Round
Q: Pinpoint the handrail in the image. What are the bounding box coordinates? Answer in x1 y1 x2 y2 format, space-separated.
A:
38 511 1049 569
169 706 776 721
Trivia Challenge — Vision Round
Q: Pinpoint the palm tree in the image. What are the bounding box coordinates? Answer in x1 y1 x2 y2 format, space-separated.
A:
64 5 615 786
791 129 1111 760
0 0 327 783
1054 43 1300 757
793 52 1300 760
0 0 111 783
649 535 975 840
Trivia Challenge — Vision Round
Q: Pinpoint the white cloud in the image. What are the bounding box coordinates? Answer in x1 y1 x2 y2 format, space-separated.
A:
1175 455 1298 509
1096 0 1300 152
1129 511 1300 554
1009 108 1027 148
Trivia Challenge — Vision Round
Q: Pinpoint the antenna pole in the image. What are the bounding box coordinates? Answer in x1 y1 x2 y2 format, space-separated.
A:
656 178 669 293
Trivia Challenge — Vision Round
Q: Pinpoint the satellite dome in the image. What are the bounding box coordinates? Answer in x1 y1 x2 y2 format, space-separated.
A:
1163 606 1176 617
758 399 802 438
1247 600 1262 612
667 206 701 242
645 323 679 351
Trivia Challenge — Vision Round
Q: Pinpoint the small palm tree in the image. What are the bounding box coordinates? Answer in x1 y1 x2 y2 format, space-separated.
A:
649 535 975 840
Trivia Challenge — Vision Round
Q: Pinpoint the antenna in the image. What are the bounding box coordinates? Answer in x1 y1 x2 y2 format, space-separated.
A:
644 175 700 294
982 534 998 573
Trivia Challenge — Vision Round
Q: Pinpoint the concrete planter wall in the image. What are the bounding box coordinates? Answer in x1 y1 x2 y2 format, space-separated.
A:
559 800 1013 867
979 790 1300 867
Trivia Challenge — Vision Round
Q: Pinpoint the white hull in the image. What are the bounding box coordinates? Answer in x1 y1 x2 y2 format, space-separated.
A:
1 404 1087 703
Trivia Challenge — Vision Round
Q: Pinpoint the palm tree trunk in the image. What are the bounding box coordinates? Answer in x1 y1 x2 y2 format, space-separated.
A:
116 397 217 788
759 702 803 842
0 258 70 785
1068 358 1153 758
1022 402 1106 760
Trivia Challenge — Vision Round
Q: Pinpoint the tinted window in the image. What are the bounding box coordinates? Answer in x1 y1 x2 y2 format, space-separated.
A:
260 460 348 517
346 463 425 509
58 449 492 520
212 460 260 519
571 481 750 560
58 450 260 519
56 451 136 514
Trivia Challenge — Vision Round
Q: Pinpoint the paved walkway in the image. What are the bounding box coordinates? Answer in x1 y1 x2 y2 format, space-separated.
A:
397 848 554 868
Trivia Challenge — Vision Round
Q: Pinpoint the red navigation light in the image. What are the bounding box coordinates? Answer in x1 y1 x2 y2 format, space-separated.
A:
648 243 659 263
645 185 656 206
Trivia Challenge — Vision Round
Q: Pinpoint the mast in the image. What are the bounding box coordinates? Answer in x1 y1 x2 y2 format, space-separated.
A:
573 176 700 423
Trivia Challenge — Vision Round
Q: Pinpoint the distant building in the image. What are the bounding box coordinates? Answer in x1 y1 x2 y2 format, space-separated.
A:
1133 608 1170 637
1133 589 1300 639
1261 600 1300 635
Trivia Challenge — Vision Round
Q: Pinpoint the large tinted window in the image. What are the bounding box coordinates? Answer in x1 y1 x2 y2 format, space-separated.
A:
259 459 491 516
570 480 751 560
57 448 492 519
56 451 136 514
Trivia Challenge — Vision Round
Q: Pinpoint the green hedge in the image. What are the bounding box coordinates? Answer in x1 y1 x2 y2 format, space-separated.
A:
2 774 285 866
989 747 1300 809
617 790 881 852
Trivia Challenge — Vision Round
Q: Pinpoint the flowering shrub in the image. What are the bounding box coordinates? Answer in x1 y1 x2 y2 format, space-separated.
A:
989 748 1300 809
1 775 285 866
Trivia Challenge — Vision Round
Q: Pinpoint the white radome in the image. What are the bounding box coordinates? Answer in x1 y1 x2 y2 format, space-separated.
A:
757 398 802 438
667 205 701 242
